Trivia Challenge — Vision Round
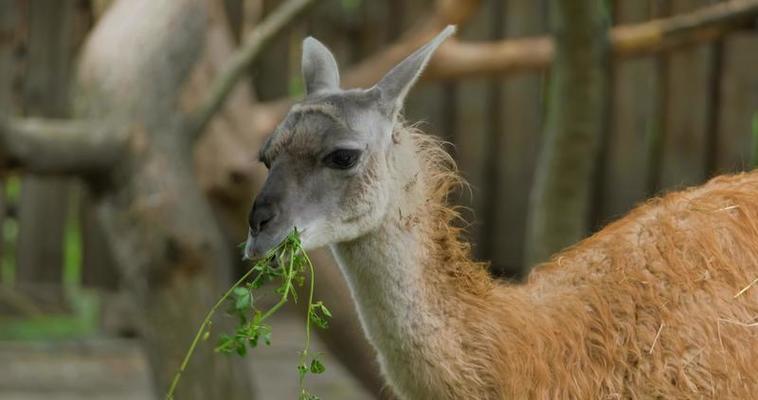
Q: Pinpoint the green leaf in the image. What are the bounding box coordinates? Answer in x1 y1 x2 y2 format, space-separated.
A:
215 334 235 353
235 340 247 356
308 301 332 329
174 229 326 400
299 390 320 400
234 290 252 311
319 303 332 318
297 363 308 379
310 359 325 374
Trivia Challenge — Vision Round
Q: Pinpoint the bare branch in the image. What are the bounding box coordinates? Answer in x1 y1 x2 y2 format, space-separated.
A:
341 0 482 88
0 117 128 176
250 0 756 136
188 0 317 143
427 0 758 80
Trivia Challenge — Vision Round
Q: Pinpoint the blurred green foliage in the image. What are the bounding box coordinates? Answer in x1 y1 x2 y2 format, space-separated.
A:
0 290 99 340
63 189 82 292
1 176 20 287
0 177 89 340
340 0 361 12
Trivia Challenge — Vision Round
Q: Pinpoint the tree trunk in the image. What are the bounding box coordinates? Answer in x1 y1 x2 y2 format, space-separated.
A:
75 0 255 398
525 1 610 267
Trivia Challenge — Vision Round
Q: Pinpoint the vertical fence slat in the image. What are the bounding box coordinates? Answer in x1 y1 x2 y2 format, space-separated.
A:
15 0 80 286
452 0 497 260
715 33 758 173
0 0 16 113
601 1 658 222
659 0 715 190
253 0 292 100
81 194 118 289
0 0 15 285
405 0 447 150
491 0 548 276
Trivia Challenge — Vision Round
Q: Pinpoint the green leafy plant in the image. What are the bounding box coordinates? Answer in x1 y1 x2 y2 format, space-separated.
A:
166 229 330 400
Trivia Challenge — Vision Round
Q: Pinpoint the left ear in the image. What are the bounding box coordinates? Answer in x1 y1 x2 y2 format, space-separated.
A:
373 25 456 117
302 36 340 95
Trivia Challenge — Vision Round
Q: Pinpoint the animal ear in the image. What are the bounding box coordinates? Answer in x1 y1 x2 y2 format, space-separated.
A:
302 37 340 95
374 25 456 117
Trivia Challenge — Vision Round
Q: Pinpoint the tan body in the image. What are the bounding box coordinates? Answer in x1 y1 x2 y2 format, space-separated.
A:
333 135 758 398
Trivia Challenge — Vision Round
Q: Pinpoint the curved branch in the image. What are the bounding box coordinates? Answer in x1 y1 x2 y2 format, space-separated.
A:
0 117 128 176
188 0 317 143
427 0 758 80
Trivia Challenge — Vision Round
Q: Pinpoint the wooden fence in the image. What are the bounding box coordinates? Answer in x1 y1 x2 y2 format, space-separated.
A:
1 0 757 318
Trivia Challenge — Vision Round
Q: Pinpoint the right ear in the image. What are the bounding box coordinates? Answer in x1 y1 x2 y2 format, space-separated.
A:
372 25 456 118
302 37 340 95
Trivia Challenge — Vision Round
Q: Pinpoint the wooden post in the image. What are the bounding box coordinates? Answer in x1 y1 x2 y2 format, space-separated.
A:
452 0 497 261
15 0 79 286
714 33 758 173
81 193 118 290
658 0 715 189
491 0 548 277
600 1 659 223
0 0 15 286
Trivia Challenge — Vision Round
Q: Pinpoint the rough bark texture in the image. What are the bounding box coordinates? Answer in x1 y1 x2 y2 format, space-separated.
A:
525 1 610 267
75 0 254 398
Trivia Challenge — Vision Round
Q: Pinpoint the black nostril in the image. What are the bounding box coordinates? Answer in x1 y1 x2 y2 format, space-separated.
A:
249 199 277 235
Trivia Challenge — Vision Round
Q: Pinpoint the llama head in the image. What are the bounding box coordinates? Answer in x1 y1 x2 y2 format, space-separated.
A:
244 26 456 257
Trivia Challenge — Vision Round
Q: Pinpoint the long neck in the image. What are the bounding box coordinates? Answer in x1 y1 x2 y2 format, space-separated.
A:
331 212 443 354
329 131 499 399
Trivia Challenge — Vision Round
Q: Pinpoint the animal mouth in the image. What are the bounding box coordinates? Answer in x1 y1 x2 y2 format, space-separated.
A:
242 231 256 260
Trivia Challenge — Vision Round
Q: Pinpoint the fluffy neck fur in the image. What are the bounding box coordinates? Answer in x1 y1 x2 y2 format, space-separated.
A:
330 124 498 399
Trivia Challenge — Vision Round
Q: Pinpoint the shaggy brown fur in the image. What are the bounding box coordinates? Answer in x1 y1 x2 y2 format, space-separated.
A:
407 124 758 399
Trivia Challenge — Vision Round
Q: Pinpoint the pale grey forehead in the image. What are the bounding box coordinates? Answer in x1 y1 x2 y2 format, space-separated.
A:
260 89 381 162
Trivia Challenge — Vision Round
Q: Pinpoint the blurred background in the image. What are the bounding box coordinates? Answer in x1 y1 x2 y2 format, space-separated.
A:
0 0 756 399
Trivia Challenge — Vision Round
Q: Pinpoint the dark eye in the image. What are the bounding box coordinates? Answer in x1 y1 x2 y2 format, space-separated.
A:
323 149 361 170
